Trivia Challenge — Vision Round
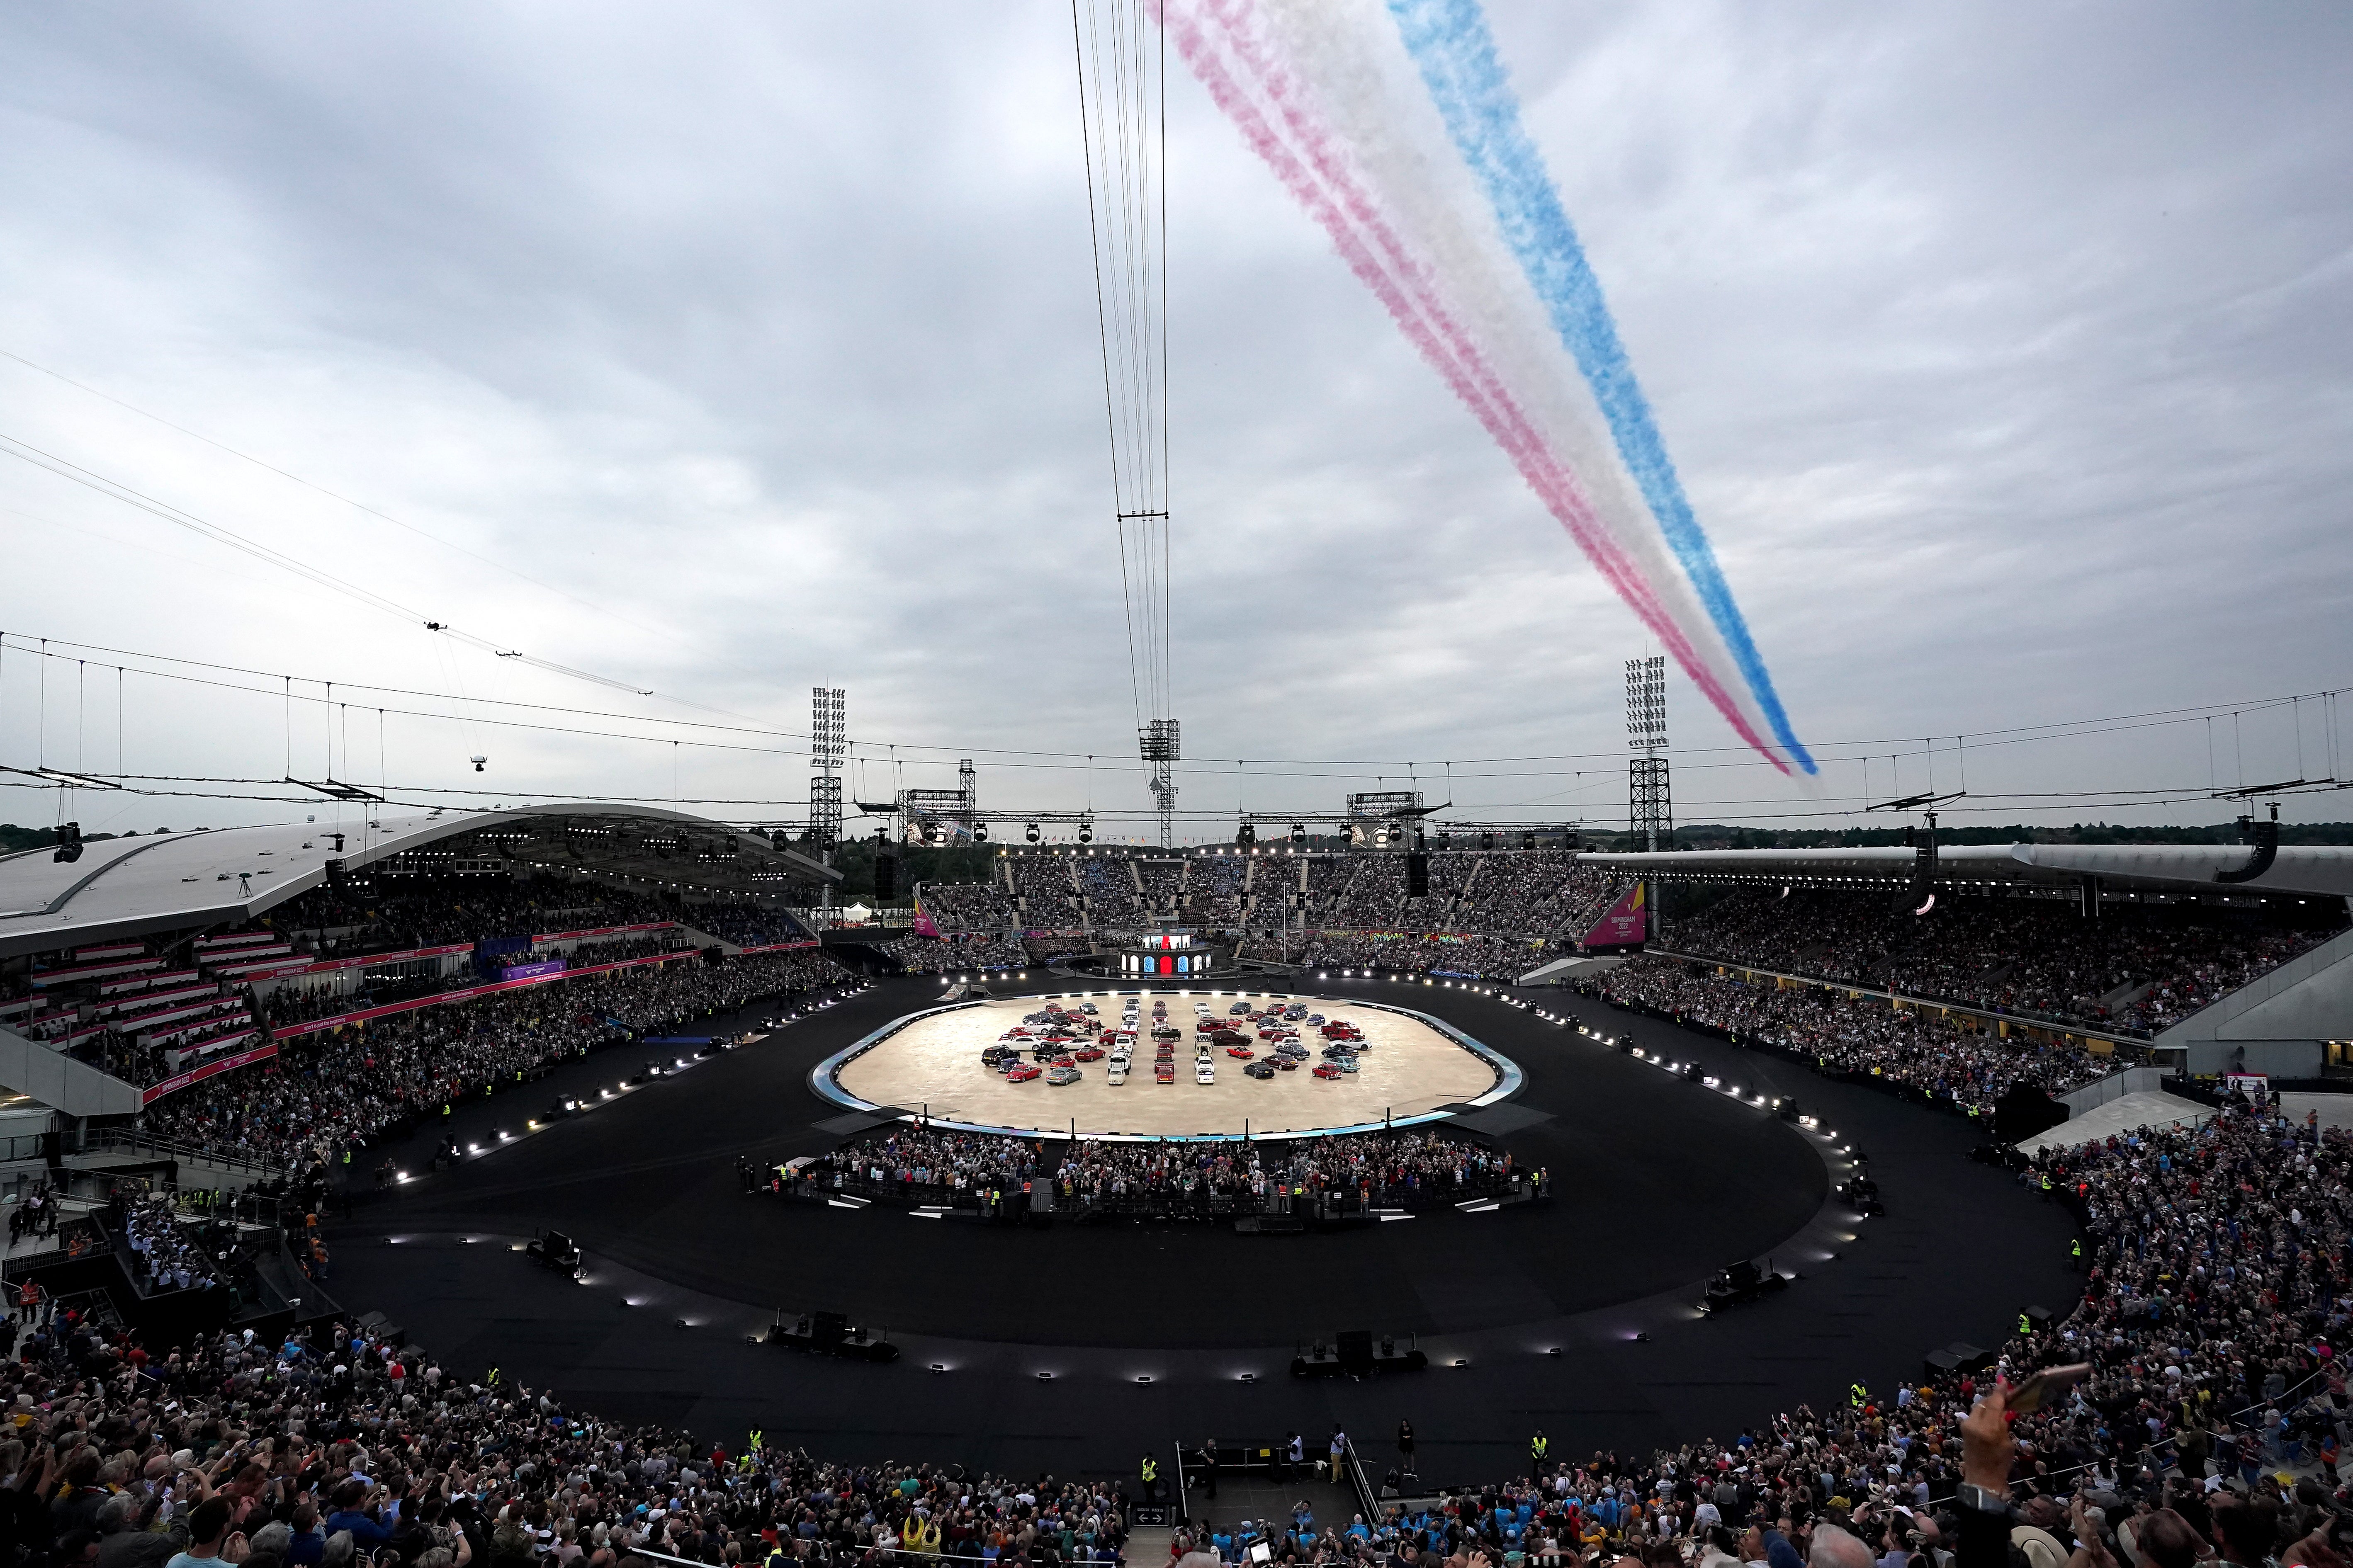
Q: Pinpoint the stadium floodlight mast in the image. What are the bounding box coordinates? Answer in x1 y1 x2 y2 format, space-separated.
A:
809 685 846 864
1626 655 1671 853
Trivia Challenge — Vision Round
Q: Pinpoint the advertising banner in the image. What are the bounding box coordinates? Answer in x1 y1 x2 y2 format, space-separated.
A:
296 943 476 975
142 1042 281 1106
1579 882 1649 951
268 949 694 1042
500 959 569 982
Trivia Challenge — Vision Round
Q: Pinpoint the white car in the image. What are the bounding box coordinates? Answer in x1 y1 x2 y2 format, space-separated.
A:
1108 1064 1128 1085
1195 1062 1215 1085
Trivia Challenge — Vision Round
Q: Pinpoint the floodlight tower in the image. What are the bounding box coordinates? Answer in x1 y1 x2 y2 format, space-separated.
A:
1142 719 1179 850
810 687 846 903
1626 656 1671 853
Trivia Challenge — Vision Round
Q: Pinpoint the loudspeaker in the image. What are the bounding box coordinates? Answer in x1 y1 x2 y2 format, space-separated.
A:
1405 853 1429 897
874 853 898 900
1336 1329 1374 1372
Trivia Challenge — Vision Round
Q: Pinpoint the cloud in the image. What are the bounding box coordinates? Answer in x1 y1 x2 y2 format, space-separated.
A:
1 0 2347 841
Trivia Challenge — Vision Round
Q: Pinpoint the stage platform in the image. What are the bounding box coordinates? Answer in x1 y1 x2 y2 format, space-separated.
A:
825 990 1507 1140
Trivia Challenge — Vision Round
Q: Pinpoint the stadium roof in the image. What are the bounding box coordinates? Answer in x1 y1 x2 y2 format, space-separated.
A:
1577 842 2353 901
0 803 837 960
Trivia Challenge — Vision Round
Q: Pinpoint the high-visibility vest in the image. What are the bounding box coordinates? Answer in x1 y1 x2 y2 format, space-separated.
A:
2018 1313 2032 1335
1849 1384 1867 1406
2070 1240 2082 1258
1140 1458 1158 1481
1531 1435 1548 1460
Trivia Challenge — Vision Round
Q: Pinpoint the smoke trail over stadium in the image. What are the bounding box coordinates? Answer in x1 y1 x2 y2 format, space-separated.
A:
1159 0 1815 775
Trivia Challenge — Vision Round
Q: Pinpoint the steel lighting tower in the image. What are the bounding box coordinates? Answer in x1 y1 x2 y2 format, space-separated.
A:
1141 719 1179 849
810 687 846 849
1626 656 1672 852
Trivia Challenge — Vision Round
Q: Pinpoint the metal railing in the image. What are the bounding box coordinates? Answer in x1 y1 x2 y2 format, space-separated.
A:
78 1127 273 1178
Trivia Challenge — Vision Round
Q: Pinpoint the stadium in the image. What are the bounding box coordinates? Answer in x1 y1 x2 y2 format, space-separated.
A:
3 7 2351 1568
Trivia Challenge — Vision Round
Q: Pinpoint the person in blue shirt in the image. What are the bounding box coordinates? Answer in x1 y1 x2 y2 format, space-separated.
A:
321 1481 396 1547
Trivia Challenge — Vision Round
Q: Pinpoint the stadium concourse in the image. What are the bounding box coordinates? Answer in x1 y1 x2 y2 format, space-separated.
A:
7 827 2353 1568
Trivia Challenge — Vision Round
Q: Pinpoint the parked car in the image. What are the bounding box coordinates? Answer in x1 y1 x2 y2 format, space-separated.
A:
1006 1064 1042 1083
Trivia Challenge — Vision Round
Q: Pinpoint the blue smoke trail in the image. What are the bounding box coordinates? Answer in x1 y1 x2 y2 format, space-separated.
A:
1385 0 1816 774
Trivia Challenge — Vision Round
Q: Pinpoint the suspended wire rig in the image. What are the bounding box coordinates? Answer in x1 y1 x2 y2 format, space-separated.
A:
1073 0 1178 847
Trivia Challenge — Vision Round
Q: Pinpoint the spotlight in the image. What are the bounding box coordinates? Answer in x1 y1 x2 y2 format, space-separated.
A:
471 755 488 772
1289 823 1305 842
51 821 83 865
1026 823 1040 843
931 1363 946 1374
1036 1371 1055 1381
974 821 989 842
1077 819 1094 844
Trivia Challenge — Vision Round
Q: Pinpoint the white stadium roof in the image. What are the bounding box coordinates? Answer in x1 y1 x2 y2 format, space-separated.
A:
0 802 835 960
1577 842 2353 900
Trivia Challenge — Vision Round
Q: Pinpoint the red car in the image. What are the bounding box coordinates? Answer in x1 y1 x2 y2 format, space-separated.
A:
1312 1063 1344 1080
1074 1046 1106 1062
1154 1065 1176 1083
1006 1065 1043 1083
1225 1045 1254 1059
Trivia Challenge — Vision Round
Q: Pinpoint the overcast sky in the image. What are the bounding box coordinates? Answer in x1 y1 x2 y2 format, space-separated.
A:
1 1 2348 842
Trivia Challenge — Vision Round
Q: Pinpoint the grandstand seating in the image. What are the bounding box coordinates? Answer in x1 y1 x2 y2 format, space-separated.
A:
1660 887 2341 1036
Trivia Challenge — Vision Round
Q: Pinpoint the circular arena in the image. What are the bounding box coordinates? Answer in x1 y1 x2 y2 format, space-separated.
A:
817 988 1517 1139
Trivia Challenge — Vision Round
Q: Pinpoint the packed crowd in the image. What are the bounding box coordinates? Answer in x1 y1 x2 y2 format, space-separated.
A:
253 936 695 1029
0 1312 1135 1568
1074 858 1147 928
119 1194 225 1294
1184 857 1251 926
681 904 810 949
260 876 675 958
875 932 1029 974
138 949 857 1168
1300 931 1555 983
918 881 1020 935
802 1126 1531 1213
1011 857 1084 929
1597 954 2118 1114
1665 890 2341 1036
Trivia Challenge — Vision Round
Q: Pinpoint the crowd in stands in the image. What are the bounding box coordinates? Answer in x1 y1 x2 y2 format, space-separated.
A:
875 932 1029 974
138 949 856 1169
1011 856 1083 929
0 1311 1136 1568
1073 858 1146 928
679 904 809 949
919 881 1020 935
261 875 673 959
1662 890 2341 1036
13 1100 2342 1568
1137 859 1185 915
1301 931 1554 982
801 1126 1530 1214
1184 857 1251 925
254 935 696 1030
119 1195 224 1294
1597 954 2117 1114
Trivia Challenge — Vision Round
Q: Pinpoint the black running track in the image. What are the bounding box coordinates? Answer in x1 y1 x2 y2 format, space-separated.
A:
325 976 2078 1485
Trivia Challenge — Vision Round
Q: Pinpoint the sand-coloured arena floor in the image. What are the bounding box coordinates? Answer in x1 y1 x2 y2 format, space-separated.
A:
834 991 1499 1137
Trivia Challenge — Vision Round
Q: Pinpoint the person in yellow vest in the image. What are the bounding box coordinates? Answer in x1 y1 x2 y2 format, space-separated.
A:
1849 1381 1867 1408
2069 1238 2082 1271
1529 1428 1548 1484
2017 1311 2033 1337
1138 1452 1159 1505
